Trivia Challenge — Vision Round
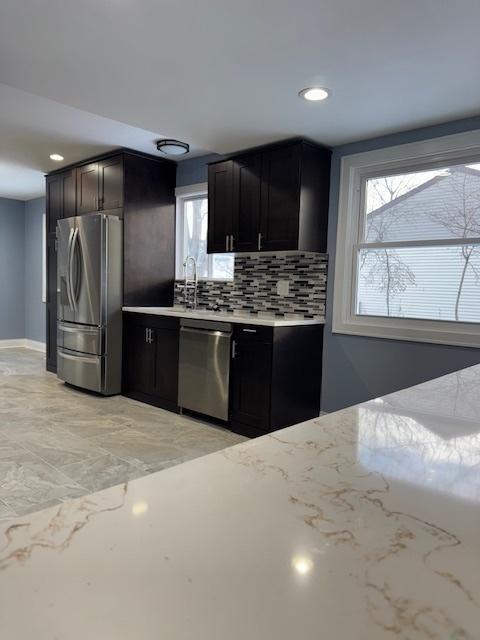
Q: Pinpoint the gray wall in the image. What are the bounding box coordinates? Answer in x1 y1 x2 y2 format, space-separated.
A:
321 116 480 412
176 153 223 187
0 197 25 339
24 197 46 342
0 195 46 344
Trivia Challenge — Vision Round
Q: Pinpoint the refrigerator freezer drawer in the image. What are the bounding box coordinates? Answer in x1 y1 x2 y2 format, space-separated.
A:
57 348 103 393
57 322 103 355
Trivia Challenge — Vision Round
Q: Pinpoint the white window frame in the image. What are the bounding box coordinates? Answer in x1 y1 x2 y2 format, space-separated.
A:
175 183 234 281
333 129 480 348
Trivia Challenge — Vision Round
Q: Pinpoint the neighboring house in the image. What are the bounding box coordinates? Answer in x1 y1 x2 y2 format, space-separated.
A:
358 166 480 322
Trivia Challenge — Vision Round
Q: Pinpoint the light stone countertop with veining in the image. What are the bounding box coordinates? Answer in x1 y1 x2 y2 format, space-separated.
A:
123 305 325 326
1 365 480 639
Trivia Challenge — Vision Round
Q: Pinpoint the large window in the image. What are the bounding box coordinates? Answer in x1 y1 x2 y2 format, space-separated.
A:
175 184 234 280
333 130 480 347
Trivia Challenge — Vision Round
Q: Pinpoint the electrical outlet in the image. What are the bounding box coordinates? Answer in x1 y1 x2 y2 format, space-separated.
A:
276 280 290 296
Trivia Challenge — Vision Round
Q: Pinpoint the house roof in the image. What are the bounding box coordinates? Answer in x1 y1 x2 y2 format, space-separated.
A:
367 165 480 220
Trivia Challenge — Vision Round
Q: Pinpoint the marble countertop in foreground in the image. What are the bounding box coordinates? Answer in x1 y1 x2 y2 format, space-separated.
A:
1 366 480 639
122 305 325 326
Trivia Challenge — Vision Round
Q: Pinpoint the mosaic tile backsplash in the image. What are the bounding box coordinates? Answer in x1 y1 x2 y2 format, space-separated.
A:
174 253 327 319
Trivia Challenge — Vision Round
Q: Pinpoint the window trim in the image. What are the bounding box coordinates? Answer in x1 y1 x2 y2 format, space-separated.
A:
175 183 234 282
333 129 480 348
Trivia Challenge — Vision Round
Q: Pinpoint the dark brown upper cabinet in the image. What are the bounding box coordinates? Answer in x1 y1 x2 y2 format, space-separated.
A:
207 139 331 254
76 156 124 214
76 162 99 214
232 154 262 252
45 169 76 234
207 160 233 253
259 143 302 251
99 156 124 210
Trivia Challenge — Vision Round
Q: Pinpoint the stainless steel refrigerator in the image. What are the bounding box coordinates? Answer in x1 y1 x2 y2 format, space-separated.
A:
57 213 123 395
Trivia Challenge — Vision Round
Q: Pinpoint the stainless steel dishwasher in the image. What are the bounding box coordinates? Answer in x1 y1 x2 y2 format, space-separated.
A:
178 318 232 421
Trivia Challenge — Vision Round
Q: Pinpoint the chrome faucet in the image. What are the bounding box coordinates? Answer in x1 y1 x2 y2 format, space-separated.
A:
183 255 198 310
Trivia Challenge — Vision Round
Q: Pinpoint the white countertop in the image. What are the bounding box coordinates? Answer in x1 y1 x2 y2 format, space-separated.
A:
2 365 480 638
122 306 325 326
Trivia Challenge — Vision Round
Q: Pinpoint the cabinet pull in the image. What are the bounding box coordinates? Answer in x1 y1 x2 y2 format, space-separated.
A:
232 340 236 359
145 328 149 343
230 235 234 252
257 232 262 251
225 235 229 252
242 328 257 333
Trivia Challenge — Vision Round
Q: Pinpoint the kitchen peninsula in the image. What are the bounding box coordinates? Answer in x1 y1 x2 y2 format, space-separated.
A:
1 364 479 639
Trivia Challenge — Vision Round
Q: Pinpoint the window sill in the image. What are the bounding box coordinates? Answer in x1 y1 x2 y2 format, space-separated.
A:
332 314 480 348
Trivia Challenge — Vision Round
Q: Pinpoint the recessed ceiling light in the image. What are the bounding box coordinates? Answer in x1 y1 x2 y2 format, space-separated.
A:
156 139 190 156
298 87 330 102
49 153 64 161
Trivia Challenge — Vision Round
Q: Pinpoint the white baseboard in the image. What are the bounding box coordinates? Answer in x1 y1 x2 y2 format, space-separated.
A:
0 339 46 353
24 339 46 353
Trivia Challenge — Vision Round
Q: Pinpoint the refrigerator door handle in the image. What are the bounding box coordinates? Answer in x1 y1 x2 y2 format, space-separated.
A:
58 322 100 334
69 227 80 312
66 227 75 311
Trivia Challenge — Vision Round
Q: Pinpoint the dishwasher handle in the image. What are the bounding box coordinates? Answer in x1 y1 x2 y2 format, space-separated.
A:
180 326 232 339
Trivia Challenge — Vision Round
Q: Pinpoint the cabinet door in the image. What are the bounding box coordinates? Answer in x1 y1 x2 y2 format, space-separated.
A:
231 333 272 430
99 156 123 210
46 174 63 234
76 162 99 214
46 236 58 372
207 161 234 253
123 322 156 396
232 154 261 252
259 144 301 251
62 170 76 218
153 326 179 407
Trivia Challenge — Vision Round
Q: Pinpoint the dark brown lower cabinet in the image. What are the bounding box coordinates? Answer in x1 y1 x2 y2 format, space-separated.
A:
122 313 179 413
230 324 323 438
122 313 323 438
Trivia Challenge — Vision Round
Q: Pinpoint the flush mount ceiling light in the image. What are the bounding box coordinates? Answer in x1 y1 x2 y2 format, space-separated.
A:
156 139 190 156
49 153 64 161
298 87 330 102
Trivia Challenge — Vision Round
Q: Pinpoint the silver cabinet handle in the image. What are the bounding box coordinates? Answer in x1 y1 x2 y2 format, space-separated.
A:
243 328 257 333
257 233 262 251
145 328 149 343
232 340 236 358
225 235 229 252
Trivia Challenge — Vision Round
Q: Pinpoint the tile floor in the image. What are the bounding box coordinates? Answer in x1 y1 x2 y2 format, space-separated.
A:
0 348 246 520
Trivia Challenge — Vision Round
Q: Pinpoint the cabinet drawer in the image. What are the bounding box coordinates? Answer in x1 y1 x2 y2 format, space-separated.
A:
123 312 179 331
234 324 273 343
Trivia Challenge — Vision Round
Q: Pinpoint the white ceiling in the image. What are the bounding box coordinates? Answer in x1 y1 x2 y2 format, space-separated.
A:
1 0 480 200
0 83 188 199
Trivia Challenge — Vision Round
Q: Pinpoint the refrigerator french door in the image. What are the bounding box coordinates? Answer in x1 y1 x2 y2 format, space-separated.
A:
57 213 122 395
